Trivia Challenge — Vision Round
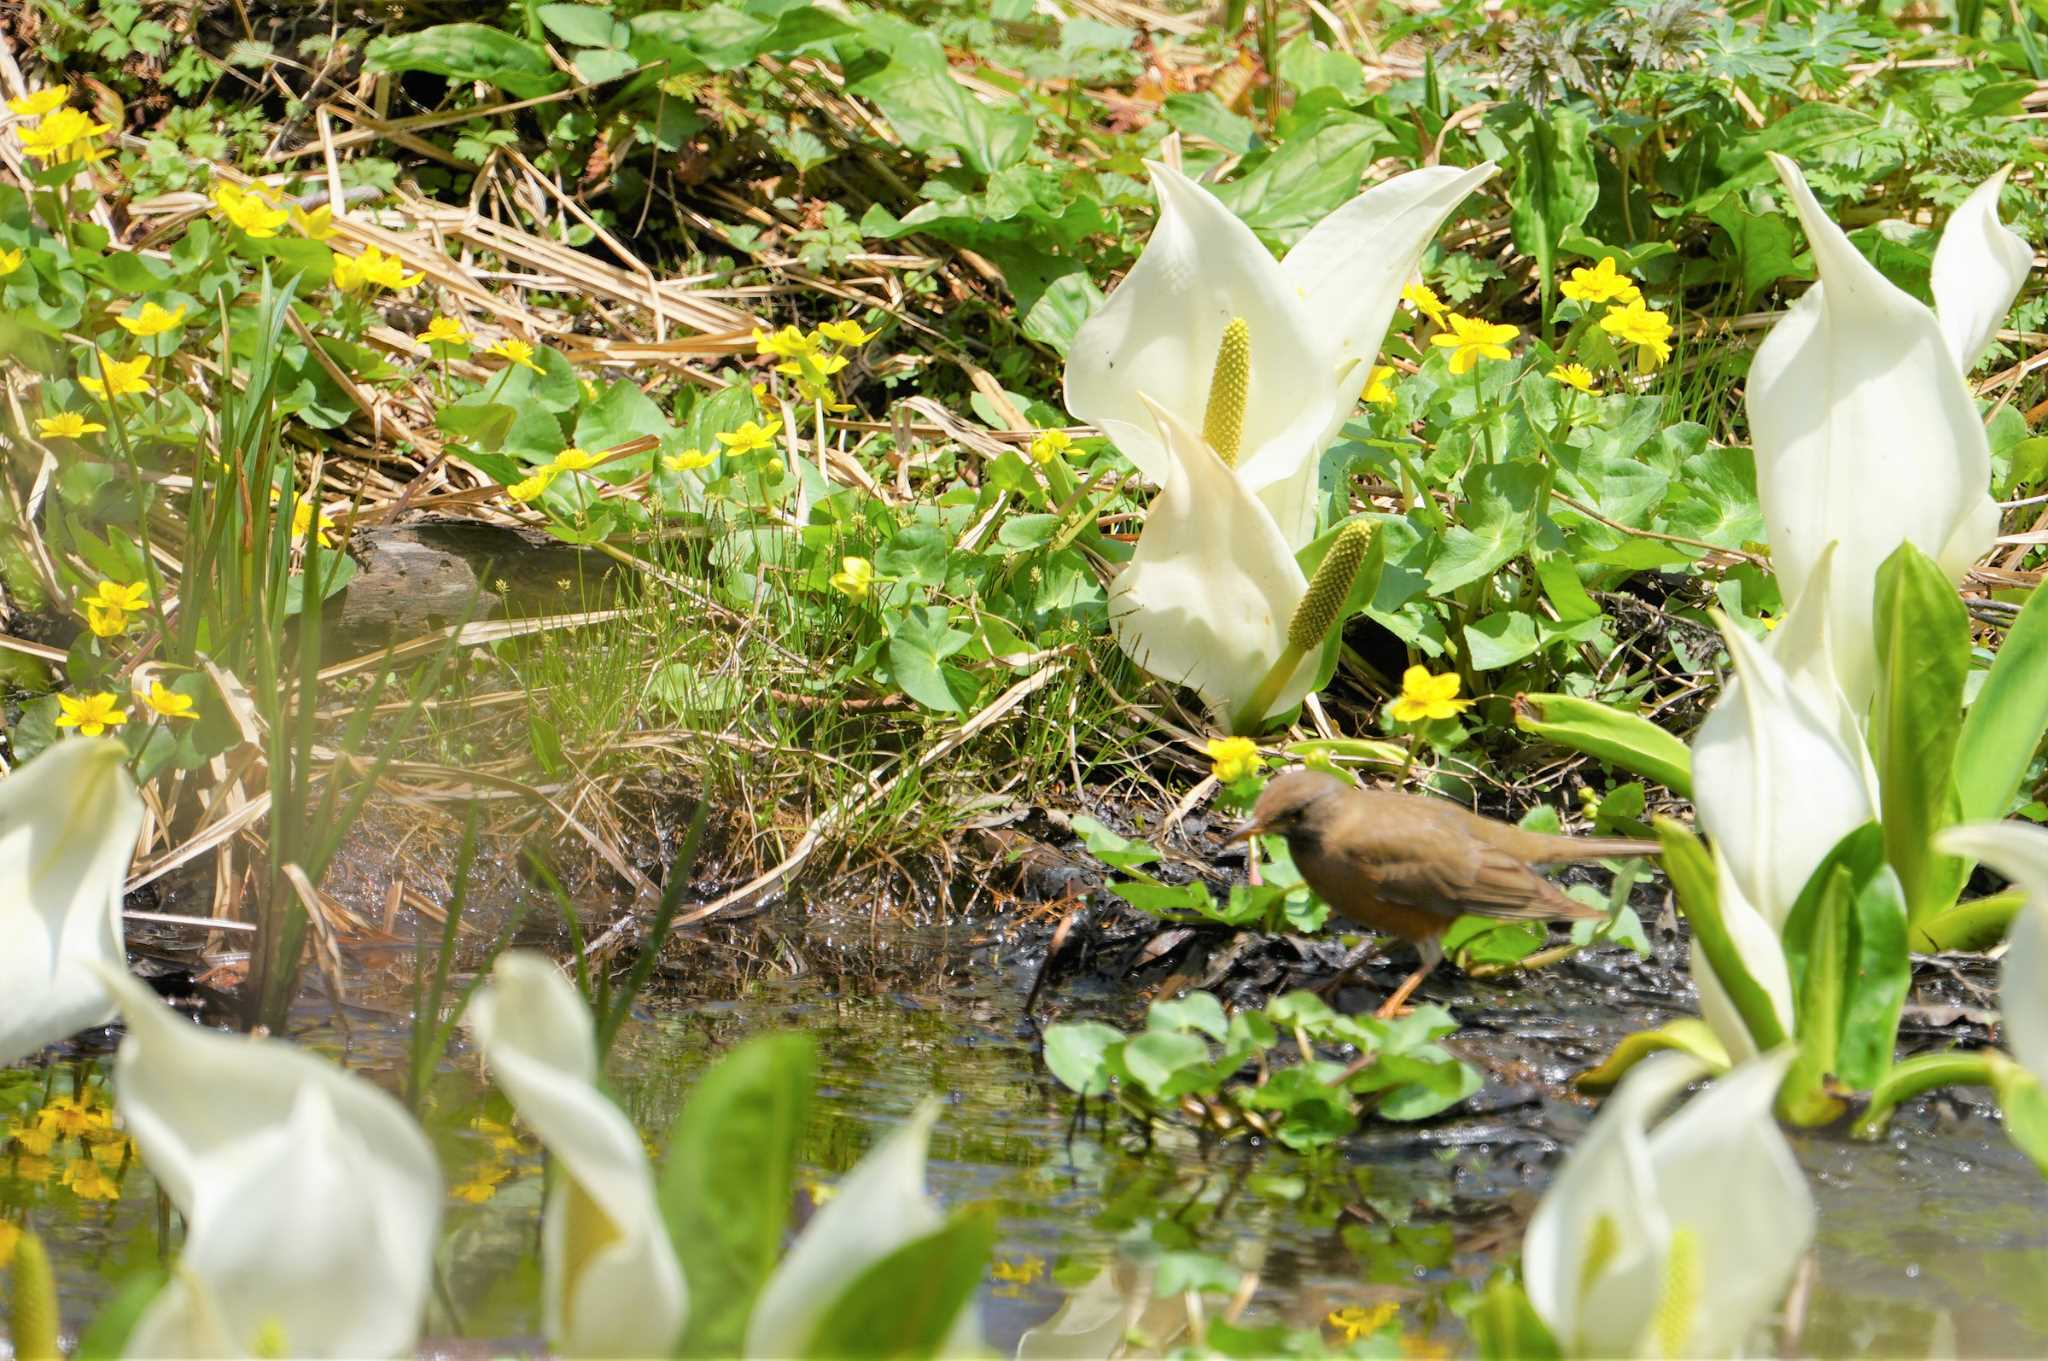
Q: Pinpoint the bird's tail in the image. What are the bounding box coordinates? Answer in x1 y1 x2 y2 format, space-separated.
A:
1524 835 1662 866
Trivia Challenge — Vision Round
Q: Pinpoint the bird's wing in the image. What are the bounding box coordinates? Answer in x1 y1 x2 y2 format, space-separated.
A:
1351 809 1597 922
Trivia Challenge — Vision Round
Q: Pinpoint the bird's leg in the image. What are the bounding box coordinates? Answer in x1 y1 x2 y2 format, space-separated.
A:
1373 936 1445 1020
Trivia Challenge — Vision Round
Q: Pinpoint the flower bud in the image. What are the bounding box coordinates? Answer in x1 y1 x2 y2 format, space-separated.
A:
1287 519 1375 652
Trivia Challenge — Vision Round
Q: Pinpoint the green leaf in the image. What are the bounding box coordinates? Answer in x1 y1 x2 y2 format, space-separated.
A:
1067 815 1160 873
1470 1275 1562 1361
1956 583 2048 824
802 1206 995 1360
363 24 564 98
1910 889 2023 954
1119 1029 1212 1098
574 381 676 462
1212 110 1385 246
663 1033 815 1359
1655 817 1787 1052
1041 1021 1124 1096
1161 92 1257 153
1464 610 1541 671
72 1269 167 1361
1573 1019 1731 1092
1990 1061 2048 1179
1514 693 1693 796
1779 823 1908 1096
844 16 1033 175
1873 541 1970 926
537 3 630 49
1424 462 1543 593
1148 991 1228 1040
1506 104 1598 319
885 607 971 712
875 523 951 588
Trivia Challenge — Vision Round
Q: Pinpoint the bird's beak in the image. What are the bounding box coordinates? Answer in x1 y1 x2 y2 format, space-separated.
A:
1226 815 1267 845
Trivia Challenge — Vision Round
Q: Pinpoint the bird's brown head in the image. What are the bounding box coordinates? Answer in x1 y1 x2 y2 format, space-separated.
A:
1230 767 1350 847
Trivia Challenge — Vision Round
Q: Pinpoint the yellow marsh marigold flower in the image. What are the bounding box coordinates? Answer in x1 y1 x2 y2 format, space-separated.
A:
451 1162 511 1204
82 580 148 614
139 680 196 721
115 301 186 338
1599 298 1674 370
717 418 782 455
7 85 70 118
484 338 545 373
0 246 22 277
829 556 874 601
752 324 817 360
16 106 110 163
56 692 127 736
79 350 151 399
1389 666 1472 723
332 245 423 294
550 447 600 472
287 202 334 240
662 448 715 473
38 410 104 438
42 1098 108 1140
1560 256 1641 306
418 315 472 347
1362 364 1398 406
1205 735 1264 784
1029 429 1072 464
85 605 128 638
505 470 556 502
1326 1303 1399 1342
816 318 879 346
278 493 337 547
60 1156 119 1200
1430 314 1519 376
1548 362 1598 393
7 1115 57 1156
1401 282 1448 326
209 181 289 237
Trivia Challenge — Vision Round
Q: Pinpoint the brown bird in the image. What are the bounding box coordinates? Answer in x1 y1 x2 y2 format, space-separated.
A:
1231 769 1659 1017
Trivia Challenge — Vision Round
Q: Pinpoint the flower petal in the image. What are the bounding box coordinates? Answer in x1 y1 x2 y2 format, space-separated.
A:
1641 1050 1812 1358
97 967 441 1359
1749 155 2000 705
1935 821 2048 1084
469 953 687 1360
1931 168 2032 373
1108 397 1311 728
1064 161 1337 498
1693 609 1876 926
0 739 140 1067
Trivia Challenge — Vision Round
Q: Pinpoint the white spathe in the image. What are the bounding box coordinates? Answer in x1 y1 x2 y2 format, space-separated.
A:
1691 848 1796 1065
1065 158 1495 548
0 738 142 1067
1747 154 2026 705
1693 603 1875 928
746 1099 980 1358
1106 396 1317 730
1936 822 2048 1083
469 952 688 1361
1524 1049 1813 1358
93 967 441 1360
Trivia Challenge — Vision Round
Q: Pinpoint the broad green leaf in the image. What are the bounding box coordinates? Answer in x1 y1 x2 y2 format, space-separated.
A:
1464 610 1542 671
537 3 629 49
1873 542 1970 926
1211 110 1385 245
663 1033 815 1359
1956 583 2048 824
574 382 676 463
1161 92 1257 153
875 524 951 588
1779 824 1908 1096
1506 104 1597 319
1910 889 2024 954
1573 1019 1731 1092
1424 462 1543 593
885 607 971 713
1041 1021 1124 1097
364 24 564 98
1656 817 1787 1051
1514 693 1693 796
1118 1030 1211 1098
1470 1275 1563 1361
844 17 1033 175
1990 1062 2048 1179
802 1207 995 1360
1148 991 1229 1040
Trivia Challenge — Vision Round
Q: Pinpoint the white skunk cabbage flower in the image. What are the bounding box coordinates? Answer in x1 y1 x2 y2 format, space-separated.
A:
92 967 441 1359
1106 396 1316 730
1693 592 1876 929
1066 158 1494 549
469 952 687 1360
746 1099 980 1357
1748 155 2028 704
1936 821 2048 1083
1525 1049 1813 1358
1691 849 1796 1066
0 738 142 1067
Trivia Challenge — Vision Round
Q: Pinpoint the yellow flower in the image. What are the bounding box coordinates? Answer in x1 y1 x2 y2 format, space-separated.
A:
505 470 556 502
549 446 600 472
56 692 127 736
79 350 152 399
1430 314 1519 376
717 418 782 455
1598 298 1674 370
662 448 715 473
7 85 71 117
451 1162 512 1204
85 604 128 638
752 324 817 360
418 316 472 348
277 493 338 547
817 318 879 346
1388 666 1472 723
7 1116 57 1157
1028 429 1072 464
88 1134 135 1169
1205 735 1264 784
0 246 22 277
139 680 196 721
776 349 848 381
1362 364 1398 406
0 1220 17 1269
484 338 545 374
82 579 149 614
1326 1303 1399 1342
38 410 104 438
829 556 874 601
469 1116 526 1154
991 1256 1044 1285
209 181 290 237
1547 362 1598 393
1401 283 1448 326
60 1156 120 1200
1559 256 1642 306
332 244 422 293
40 1097 111 1140
115 300 187 338
287 202 334 240
15 106 110 163
13 1155 54 1183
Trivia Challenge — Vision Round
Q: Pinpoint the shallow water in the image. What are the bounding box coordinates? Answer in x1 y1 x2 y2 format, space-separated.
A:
8 907 2048 1357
